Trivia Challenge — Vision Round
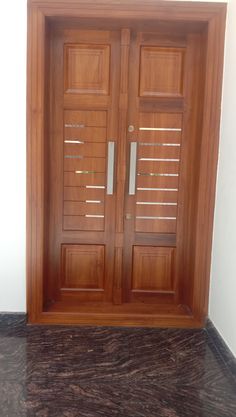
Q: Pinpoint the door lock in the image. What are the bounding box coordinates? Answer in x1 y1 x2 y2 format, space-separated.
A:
128 125 135 133
125 213 132 220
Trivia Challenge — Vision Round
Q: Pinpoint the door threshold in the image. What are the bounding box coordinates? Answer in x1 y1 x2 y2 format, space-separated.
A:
28 302 204 328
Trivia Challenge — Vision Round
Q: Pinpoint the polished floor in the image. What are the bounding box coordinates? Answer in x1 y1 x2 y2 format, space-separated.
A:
0 315 235 417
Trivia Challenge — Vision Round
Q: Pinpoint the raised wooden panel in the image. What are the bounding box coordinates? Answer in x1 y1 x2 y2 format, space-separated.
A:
61 245 105 289
132 246 175 292
64 44 110 95
139 47 185 97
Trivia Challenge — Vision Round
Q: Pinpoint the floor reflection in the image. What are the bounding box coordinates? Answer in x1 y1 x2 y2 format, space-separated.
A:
0 315 235 417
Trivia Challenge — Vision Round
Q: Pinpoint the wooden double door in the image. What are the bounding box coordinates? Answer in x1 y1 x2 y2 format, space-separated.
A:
45 22 204 316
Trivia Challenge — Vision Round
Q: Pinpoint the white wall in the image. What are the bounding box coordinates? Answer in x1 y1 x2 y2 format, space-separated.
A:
0 0 27 311
209 0 236 357
0 0 235 357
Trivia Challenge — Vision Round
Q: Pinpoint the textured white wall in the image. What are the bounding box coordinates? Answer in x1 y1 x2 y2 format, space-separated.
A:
0 0 26 311
0 0 235 357
209 0 236 357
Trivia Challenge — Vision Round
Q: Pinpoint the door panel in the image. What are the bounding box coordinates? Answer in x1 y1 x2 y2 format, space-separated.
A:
122 31 186 304
61 245 105 289
47 27 120 304
132 246 175 292
64 44 110 95
139 46 185 97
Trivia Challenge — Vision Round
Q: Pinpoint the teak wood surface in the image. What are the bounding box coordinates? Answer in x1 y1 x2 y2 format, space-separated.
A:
27 0 227 327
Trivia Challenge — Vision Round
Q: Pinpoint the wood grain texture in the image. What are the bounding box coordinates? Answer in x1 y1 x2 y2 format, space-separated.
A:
139 47 185 97
132 246 175 292
61 244 105 290
64 44 110 95
27 0 227 327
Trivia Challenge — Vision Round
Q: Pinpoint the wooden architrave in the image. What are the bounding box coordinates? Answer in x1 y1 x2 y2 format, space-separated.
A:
27 0 227 326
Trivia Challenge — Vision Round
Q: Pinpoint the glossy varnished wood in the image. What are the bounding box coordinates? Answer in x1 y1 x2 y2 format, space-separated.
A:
27 0 227 326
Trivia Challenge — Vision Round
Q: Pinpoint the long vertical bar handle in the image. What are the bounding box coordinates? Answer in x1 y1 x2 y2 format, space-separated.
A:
129 142 137 195
107 141 115 195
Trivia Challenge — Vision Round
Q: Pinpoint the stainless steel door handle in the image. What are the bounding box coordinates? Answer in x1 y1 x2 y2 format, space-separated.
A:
107 141 115 195
128 142 137 195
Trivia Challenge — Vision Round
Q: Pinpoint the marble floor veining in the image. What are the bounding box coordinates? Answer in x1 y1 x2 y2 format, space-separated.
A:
0 315 236 417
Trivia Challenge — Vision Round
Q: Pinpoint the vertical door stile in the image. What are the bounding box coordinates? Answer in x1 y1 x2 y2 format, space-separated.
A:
103 31 121 302
122 31 140 302
113 28 131 305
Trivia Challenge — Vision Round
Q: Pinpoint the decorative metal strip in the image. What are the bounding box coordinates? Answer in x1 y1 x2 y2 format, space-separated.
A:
137 187 178 191
139 158 180 162
139 143 181 147
137 173 179 177
136 202 177 206
64 155 83 159
75 171 97 174
85 200 102 203
136 216 176 220
86 185 105 189
64 140 84 144
85 215 104 218
139 127 182 131
65 124 85 128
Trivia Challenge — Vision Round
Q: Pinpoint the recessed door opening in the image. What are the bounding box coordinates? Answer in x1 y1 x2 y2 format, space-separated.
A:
41 17 207 324
27 0 226 327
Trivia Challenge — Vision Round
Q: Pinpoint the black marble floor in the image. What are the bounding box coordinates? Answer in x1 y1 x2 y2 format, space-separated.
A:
0 315 235 417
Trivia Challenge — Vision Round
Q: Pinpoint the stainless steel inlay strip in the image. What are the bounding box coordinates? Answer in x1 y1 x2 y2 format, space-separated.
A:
139 127 182 131
136 216 176 220
64 155 83 159
64 140 84 144
139 158 180 162
139 143 181 147
137 173 179 177
136 202 177 206
86 186 105 189
65 124 85 128
137 187 178 191
85 215 104 218
75 171 97 174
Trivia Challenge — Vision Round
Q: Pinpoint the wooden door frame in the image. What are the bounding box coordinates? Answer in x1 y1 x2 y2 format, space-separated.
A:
27 0 227 326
